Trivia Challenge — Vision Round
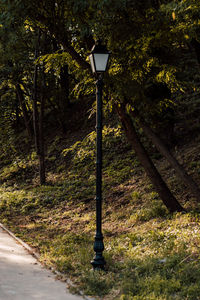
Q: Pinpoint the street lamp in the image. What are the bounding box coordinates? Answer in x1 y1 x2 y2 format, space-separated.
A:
89 41 110 270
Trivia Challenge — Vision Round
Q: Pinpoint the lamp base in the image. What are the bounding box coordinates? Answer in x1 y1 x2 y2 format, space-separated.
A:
91 255 106 270
91 234 106 270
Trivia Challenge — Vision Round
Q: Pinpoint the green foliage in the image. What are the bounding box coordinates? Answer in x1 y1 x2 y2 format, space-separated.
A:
63 125 128 167
80 270 114 296
134 200 168 222
1 0 200 299
0 120 200 299
62 125 137 189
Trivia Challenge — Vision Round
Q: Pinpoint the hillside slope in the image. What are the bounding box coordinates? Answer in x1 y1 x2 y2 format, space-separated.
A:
0 94 200 299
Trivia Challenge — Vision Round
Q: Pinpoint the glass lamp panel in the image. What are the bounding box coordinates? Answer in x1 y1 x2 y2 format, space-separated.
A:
94 53 109 72
89 54 96 73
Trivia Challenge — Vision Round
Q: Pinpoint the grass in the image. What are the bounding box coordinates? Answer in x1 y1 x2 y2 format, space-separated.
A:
0 123 200 299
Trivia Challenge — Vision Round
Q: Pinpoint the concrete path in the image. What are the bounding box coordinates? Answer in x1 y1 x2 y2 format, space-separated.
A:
0 226 86 300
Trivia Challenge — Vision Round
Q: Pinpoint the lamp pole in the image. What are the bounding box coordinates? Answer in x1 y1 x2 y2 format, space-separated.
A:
91 74 106 270
89 41 110 270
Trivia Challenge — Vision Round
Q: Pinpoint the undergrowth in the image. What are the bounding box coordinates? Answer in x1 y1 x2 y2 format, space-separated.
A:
0 124 200 299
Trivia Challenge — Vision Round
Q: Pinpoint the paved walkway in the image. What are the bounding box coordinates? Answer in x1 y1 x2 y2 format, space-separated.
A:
0 226 87 300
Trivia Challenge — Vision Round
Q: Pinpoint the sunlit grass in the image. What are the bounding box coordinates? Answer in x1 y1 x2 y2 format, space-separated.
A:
0 125 200 299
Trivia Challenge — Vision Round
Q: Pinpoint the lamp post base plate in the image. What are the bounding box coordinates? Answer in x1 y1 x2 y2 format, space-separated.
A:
91 256 106 270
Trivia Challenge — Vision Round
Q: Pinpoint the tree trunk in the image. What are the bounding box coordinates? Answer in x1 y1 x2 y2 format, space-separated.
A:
52 40 70 133
39 85 46 185
32 31 46 185
61 37 90 70
59 64 70 133
32 55 40 156
116 104 184 212
15 84 33 138
50 29 90 70
191 39 200 65
130 108 200 202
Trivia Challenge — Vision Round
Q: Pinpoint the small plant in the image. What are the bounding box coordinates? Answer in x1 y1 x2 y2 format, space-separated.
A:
131 191 141 202
134 200 168 222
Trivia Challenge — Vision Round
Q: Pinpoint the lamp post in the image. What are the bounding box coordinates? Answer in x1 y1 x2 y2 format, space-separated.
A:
89 41 110 270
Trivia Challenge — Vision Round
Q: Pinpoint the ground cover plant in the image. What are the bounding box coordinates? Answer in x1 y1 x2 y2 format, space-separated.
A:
1 1 200 298
0 115 200 299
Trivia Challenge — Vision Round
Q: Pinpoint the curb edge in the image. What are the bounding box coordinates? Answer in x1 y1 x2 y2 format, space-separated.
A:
0 222 40 259
0 223 93 300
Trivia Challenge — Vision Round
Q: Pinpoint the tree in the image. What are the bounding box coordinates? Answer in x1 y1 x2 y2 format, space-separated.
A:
1 0 199 210
116 103 184 212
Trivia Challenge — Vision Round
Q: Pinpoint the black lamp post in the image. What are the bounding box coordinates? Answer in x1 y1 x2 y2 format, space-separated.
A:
89 41 110 270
